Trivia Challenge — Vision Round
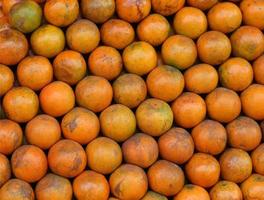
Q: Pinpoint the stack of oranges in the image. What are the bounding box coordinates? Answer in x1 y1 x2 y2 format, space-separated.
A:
1 0 264 199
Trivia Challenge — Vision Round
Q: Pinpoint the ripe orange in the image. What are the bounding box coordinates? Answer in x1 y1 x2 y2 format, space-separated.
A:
0 153 11 187
142 191 168 200
210 181 242 200
0 64 14 96
251 144 264 176
151 0 185 16
241 174 264 200
187 0 217 10
174 184 210 200
253 55 264 84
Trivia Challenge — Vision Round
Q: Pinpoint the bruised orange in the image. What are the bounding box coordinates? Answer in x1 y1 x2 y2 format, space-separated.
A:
151 0 185 16
187 0 218 10
253 55 264 84
174 184 210 200
0 64 14 96
210 181 242 200
0 153 11 187
241 174 264 200
251 144 264 176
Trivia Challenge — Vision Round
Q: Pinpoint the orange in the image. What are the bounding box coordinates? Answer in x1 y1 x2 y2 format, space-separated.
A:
251 144 264 176
75 76 113 113
0 153 11 187
159 127 194 164
100 104 136 142
171 92 206 128
210 181 242 200
162 35 197 70
241 174 264 200
88 46 122 80
187 0 218 10
0 64 14 96
151 0 185 16
173 7 207 39
174 184 210 200
40 81 75 117
123 41 157 75
253 55 264 84
148 160 184 196
136 98 173 136
147 65 184 102
142 191 168 200
2 0 22 15
61 107 99 145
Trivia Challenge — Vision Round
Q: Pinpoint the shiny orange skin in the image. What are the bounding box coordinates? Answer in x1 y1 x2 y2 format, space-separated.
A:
162 35 197 70
100 104 136 142
174 184 210 200
187 0 218 10
241 84 264 120
192 120 227 155
186 153 220 188
253 55 264 84
113 73 147 108
48 139 87 178
66 19 100 54
86 137 122 174
219 57 253 91
123 41 157 75
142 191 168 200
73 170 110 200
184 64 218 94
0 179 34 200
241 174 264 200
61 107 99 145
137 14 170 46
44 0 79 27
53 50 87 85
173 7 207 39
148 160 184 196
240 0 264 30
172 92 206 128
0 64 14 96
208 2 242 33
220 148 252 183
17 56 53 91
36 173 73 200
136 98 173 136
147 65 184 102
0 119 22 155
206 87 241 123
25 114 61 150
159 127 194 164
75 76 113 113
0 28 28 65
0 153 11 187
251 144 264 176
122 133 159 168
197 31 231 65
116 0 151 23
100 19 135 50
31 24 65 58
88 46 122 80
151 0 185 16
40 81 75 117
226 116 262 151
230 26 264 61
11 145 47 183
3 87 39 123
81 0 115 24
210 181 242 200
110 164 148 200
2 0 22 15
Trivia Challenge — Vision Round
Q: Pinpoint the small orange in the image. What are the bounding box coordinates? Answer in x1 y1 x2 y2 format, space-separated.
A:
61 107 99 145
210 181 242 200
253 55 264 84
142 191 168 200
187 0 218 10
40 81 75 117
174 184 210 200
66 19 100 54
53 50 87 85
123 41 157 75
0 153 11 187
0 64 14 96
241 174 264 200
171 92 206 128
88 46 122 80
159 127 194 164
162 35 197 70
151 0 185 16
173 7 207 39
251 144 264 176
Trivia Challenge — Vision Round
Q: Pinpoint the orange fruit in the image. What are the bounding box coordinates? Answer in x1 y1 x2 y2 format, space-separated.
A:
253 55 264 84
123 41 157 75
174 184 210 200
136 98 173 136
40 81 75 117
162 35 197 70
147 65 184 102
148 160 184 196
241 174 264 200
0 153 11 187
36 173 73 200
2 0 22 15
88 46 122 80
0 64 14 96
151 0 185 16
25 114 61 150
86 137 122 174
192 119 227 155
110 164 148 200
17 56 53 91
173 7 207 39
171 92 206 128
206 87 241 123
251 144 264 176
142 191 168 200
187 0 218 10
61 107 99 145
159 127 194 164
75 76 113 113
122 133 159 168
210 181 242 200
